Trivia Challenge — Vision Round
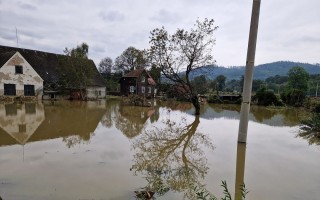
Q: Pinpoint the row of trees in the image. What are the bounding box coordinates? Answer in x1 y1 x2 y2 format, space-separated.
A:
99 18 218 114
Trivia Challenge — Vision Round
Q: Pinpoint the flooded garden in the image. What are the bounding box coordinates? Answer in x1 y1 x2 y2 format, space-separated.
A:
0 99 319 200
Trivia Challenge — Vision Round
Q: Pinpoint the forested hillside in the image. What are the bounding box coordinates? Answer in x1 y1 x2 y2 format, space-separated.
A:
190 61 320 80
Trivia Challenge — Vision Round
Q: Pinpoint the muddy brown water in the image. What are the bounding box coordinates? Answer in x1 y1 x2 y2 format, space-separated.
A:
0 100 319 200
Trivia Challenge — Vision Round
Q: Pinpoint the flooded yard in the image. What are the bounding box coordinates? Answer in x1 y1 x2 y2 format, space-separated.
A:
0 100 319 200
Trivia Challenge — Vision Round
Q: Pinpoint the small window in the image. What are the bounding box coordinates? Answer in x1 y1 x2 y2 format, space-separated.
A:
148 87 151 93
24 85 35 96
15 65 23 74
5 103 17 116
141 76 145 82
25 103 36 114
130 86 135 93
4 84 16 96
141 86 145 93
95 90 102 96
19 124 26 133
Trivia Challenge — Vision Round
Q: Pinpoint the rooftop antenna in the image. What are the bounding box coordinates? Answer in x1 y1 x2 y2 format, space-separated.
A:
15 27 19 47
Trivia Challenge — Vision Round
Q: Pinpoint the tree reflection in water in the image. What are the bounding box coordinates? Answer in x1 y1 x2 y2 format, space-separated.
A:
131 114 214 199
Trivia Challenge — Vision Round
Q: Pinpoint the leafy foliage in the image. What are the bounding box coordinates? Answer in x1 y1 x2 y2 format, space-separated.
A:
253 87 283 106
189 61 320 81
64 42 89 58
149 18 218 114
115 47 148 73
287 66 309 91
281 89 306 107
216 75 226 92
98 57 113 74
192 75 208 94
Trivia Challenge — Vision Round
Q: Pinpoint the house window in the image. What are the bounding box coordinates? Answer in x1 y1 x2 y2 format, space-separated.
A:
25 103 36 114
24 85 35 96
141 76 145 82
4 84 16 96
130 86 135 93
148 87 151 93
5 103 17 116
95 90 102 96
15 65 23 74
19 124 26 133
141 86 145 93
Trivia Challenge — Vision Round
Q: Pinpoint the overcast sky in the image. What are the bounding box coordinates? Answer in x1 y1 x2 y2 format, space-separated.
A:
0 0 319 67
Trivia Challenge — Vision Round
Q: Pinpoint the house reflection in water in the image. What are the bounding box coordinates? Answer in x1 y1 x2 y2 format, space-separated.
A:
0 101 107 148
0 103 45 145
100 99 160 139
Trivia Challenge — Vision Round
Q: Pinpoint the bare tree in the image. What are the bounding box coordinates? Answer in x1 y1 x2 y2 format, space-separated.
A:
149 18 218 115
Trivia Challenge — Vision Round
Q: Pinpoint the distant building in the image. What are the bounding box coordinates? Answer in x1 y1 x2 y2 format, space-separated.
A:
0 45 106 100
119 68 156 97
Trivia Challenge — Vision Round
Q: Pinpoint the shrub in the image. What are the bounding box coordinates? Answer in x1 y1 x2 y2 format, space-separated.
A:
252 88 283 106
281 89 306 107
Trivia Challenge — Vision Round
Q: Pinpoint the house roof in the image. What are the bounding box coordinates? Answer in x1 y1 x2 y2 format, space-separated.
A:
122 68 156 85
0 45 105 87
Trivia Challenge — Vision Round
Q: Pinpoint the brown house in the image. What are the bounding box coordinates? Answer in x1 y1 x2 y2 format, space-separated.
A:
119 68 156 97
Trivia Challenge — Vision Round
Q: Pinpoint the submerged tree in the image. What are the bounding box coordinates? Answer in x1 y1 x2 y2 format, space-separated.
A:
149 18 218 115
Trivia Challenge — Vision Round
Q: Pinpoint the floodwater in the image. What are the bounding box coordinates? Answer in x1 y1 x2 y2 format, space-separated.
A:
0 99 319 200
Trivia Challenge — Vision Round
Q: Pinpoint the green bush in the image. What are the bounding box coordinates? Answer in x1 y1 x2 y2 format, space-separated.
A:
252 88 283 106
281 89 306 107
207 94 223 103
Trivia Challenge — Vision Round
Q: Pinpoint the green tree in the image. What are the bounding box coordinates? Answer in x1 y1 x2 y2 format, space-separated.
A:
287 66 309 91
149 18 218 115
98 57 113 74
215 75 226 94
64 42 89 58
252 79 265 92
252 87 283 106
193 75 208 95
60 43 96 100
115 47 148 73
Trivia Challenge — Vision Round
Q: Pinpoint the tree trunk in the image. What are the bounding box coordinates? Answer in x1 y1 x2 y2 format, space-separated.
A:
191 95 200 115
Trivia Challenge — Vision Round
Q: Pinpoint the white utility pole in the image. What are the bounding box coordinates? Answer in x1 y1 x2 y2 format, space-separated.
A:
238 0 261 143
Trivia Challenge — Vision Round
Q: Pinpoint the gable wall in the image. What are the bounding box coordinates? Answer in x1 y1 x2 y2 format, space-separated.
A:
0 52 43 98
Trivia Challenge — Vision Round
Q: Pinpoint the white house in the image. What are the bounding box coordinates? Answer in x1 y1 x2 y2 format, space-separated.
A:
0 52 43 100
0 45 106 100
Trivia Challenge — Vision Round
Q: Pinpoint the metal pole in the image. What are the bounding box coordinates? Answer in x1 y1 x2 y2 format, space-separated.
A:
316 82 318 97
238 0 261 143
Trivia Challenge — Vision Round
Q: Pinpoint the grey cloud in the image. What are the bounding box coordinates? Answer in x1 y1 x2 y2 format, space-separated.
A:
150 9 181 23
99 10 125 22
18 1 37 10
91 45 105 54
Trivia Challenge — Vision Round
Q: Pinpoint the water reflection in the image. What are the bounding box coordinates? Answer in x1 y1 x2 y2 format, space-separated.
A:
298 115 320 146
177 103 304 127
0 101 106 148
234 143 247 200
0 103 45 145
100 100 159 138
131 114 214 199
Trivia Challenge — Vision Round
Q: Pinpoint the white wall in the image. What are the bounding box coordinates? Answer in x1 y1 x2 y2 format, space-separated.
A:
0 52 43 99
86 86 106 99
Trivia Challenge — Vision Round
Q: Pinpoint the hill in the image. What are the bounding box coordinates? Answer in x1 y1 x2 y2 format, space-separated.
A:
190 61 320 80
